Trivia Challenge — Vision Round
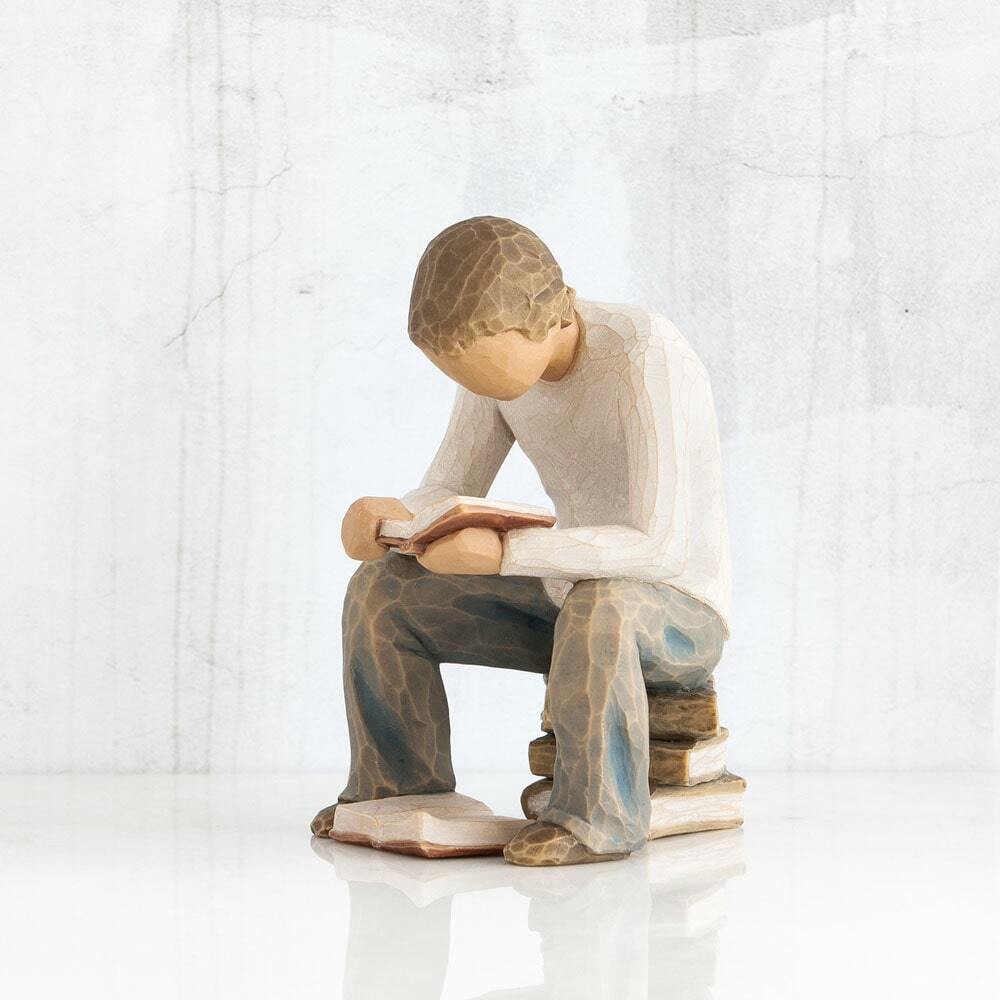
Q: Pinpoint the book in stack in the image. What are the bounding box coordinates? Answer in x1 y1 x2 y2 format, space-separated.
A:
521 683 746 839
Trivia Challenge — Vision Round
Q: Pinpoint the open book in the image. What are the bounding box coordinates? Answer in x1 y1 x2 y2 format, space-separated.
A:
330 792 528 858
378 495 556 555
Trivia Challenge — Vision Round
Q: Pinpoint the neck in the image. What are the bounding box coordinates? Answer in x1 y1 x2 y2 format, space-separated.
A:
541 310 583 382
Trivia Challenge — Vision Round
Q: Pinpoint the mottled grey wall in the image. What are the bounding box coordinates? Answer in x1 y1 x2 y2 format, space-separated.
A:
2 1 998 772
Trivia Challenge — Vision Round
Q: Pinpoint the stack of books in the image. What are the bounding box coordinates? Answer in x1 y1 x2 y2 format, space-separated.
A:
521 684 746 839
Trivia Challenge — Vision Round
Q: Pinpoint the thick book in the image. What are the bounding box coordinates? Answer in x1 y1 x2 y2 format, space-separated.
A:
520 772 746 839
378 495 556 555
542 684 719 741
528 729 729 787
330 792 528 858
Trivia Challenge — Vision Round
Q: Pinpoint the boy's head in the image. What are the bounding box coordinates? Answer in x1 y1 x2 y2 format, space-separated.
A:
408 216 576 400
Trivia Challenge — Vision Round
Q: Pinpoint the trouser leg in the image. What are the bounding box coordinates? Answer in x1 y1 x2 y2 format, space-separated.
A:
539 580 726 854
339 553 557 803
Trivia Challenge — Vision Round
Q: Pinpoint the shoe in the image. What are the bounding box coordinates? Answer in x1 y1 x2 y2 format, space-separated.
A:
310 803 338 838
502 821 627 867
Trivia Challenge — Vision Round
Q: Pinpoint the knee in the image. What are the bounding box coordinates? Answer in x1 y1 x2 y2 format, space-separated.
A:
343 554 414 621
555 579 639 661
560 578 635 629
563 578 619 607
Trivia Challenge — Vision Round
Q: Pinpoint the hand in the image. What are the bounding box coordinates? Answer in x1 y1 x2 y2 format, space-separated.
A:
341 496 412 561
417 527 503 575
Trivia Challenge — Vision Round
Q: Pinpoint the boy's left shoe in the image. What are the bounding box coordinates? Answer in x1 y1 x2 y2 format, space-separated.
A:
503 821 627 867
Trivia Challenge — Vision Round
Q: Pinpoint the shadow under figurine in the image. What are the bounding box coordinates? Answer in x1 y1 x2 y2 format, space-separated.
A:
311 216 734 866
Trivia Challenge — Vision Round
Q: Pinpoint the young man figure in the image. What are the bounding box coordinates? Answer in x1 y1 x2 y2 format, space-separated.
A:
313 216 732 866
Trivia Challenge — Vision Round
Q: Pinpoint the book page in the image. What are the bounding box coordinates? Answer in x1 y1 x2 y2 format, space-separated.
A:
379 496 555 553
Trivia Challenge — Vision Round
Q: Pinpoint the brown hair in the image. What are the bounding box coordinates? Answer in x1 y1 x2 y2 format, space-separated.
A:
408 216 573 356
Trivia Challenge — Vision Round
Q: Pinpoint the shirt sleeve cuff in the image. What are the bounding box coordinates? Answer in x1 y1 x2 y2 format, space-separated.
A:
500 528 580 580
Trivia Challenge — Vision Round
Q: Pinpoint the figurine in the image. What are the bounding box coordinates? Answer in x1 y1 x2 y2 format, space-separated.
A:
312 217 732 866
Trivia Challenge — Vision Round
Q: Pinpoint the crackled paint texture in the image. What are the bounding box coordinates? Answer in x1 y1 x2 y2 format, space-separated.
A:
1 1 999 772
404 299 733 622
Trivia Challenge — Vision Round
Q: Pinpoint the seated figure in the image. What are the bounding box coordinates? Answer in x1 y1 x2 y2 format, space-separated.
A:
312 216 732 866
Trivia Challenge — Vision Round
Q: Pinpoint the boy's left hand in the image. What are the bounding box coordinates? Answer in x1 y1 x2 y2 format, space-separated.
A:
417 527 503 575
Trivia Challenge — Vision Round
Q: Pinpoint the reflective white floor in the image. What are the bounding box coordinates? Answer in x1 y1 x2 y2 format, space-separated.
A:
1 772 998 999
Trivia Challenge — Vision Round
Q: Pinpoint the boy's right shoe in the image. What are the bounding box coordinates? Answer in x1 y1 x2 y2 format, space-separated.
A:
310 803 339 838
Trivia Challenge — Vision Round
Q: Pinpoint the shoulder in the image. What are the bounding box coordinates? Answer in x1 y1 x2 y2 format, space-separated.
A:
577 299 710 382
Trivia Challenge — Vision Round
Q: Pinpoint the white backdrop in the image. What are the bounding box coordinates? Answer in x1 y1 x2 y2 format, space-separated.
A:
2 0 998 774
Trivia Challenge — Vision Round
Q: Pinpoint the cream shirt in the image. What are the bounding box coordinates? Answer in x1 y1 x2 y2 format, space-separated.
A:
402 299 732 631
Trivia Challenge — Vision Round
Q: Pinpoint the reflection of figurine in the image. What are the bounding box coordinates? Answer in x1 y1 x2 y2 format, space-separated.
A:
312 829 745 999
313 217 732 866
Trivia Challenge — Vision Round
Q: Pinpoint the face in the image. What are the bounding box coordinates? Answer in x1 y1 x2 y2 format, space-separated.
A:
422 328 553 400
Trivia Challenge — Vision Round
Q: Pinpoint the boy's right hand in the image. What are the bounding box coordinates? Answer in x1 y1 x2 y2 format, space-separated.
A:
341 496 412 561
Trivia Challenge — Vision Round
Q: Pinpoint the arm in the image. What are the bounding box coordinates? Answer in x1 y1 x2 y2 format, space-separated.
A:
402 386 515 514
342 387 512 563
500 332 709 583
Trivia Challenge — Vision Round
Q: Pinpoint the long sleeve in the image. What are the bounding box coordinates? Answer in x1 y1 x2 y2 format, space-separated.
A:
402 386 515 514
500 332 715 585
